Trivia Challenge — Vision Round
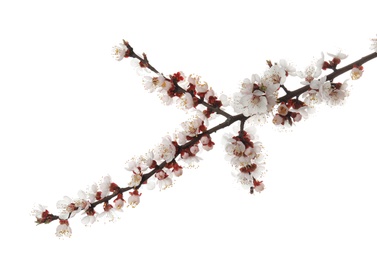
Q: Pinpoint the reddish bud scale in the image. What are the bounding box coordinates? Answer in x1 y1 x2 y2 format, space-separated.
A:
353 64 364 70
115 193 124 200
171 141 180 156
332 57 341 65
240 163 257 173
59 219 69 225
334 82 342 89
287 99 305 109
167 86 183 98
206 140 215 148
129 190 141 196
110 182 119 192
139 60 148 68
322 61 330 70
125 50 131 58
253 179 263 187
41 210 50 219
192 96 199 107
85 207 96 216
238 131 253 147
213 100 222 107
197 91 207 99
36 210 55 224
187 84 197 94
203 109 213 118
95 191 102 201
171 72 184 82
199 122 207 133
67 203 77 212
103 202 113 212
149 160 157 169
173 163 183 171
114 193 125 204
180 145 198 157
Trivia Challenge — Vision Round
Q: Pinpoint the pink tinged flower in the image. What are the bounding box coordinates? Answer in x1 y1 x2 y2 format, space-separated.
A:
56 219 72 237
181 151 190 159
156 170 168 180
272 114 284 125
200 135 215 151
350 65 363 80
277 103 289 116
111 43 128 61
200 135 210 145
189 144 199 155
253 180 265 193
128 190 142 208
173 167 183 177
291 112 302 122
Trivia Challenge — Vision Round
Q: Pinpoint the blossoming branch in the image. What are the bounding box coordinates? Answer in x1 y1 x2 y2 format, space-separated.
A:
32 37 377 237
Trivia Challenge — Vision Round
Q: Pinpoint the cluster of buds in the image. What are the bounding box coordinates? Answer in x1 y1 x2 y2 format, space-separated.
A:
273 99 306 126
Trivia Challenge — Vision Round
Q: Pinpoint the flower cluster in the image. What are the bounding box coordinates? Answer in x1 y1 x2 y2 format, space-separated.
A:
32 175 146 237
223 126 265 193
273 100 307 126
34 36 377 237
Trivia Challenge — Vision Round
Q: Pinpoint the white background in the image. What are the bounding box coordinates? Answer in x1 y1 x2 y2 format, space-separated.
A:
1 1 377 259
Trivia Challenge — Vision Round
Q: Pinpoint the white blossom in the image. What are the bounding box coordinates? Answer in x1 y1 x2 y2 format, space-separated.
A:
111 43 128 61
154 136 176 163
